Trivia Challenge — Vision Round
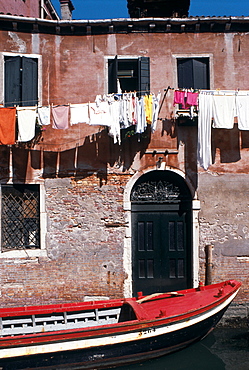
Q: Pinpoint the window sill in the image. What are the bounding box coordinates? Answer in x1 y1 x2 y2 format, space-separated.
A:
0 249 47 259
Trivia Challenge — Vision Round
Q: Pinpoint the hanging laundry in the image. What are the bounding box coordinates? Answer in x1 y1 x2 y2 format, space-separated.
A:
173 90 187 109
70 103 89 125
151 92 161 133
88 97 111 127
51 105 70 129
235 93 249 130
107 95 121 144
118 94 125 128
17 106 37 142
186 91 199 107
127 93 137 125
212 94 235 129
119 93 129 128
197 92 213 170
0 107 16 145
136 96 147 134
144 94 153 124
38 106 51 126
131 93 138 125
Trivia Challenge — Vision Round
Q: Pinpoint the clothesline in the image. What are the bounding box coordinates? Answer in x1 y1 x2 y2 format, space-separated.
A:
0 89 165 107
200 90 249 96
0 92 162 146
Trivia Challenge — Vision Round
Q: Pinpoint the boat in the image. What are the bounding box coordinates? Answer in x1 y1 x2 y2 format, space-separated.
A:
0 279 241 369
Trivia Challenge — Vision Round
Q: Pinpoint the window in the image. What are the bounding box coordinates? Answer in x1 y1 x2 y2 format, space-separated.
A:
4 56 38 107
1 185 40 252
108 57 150 95
177 58 210 90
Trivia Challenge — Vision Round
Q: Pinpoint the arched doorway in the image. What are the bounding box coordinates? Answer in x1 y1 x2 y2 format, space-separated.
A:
131 170 193 295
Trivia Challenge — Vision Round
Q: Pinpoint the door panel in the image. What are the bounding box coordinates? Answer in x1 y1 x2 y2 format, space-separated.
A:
132 210 191 295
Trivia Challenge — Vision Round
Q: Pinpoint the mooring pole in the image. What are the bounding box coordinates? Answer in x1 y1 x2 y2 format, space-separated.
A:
205 244 213 286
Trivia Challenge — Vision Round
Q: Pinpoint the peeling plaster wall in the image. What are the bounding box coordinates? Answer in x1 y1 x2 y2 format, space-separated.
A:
198 173 249 303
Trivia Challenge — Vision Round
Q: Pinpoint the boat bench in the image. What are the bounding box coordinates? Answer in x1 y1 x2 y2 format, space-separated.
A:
0 307 121 337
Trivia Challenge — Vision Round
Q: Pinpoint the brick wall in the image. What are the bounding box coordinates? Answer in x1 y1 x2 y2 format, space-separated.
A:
0 174 130 307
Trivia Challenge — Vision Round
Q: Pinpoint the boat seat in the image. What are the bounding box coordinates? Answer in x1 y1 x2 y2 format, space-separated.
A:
0 307 122 337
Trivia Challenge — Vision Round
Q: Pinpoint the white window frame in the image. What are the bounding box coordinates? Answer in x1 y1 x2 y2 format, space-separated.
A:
172 54 214 90
0 183 47 258
104 55 143 95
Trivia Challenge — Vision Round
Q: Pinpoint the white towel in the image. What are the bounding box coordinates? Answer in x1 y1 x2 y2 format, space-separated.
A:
198 92 213 170
212 95 235 129
89 101 111 127
17 106 37 142
38 106 50 126
70 103 89 125
236 94 249 130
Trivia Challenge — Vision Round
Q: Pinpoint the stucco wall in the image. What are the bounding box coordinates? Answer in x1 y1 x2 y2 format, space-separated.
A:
198 173 249 301
0 0 40 18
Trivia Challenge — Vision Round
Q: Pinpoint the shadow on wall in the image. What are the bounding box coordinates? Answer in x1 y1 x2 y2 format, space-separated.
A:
176 121 248 193
161 119 177 139
176 122 198 193
0 127 151 184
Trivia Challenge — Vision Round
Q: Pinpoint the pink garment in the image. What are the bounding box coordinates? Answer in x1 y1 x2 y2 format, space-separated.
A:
173 90 187 109
186 92 199 107
51 105 69 129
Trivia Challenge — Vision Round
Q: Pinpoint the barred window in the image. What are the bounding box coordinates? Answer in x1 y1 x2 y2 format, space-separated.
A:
1 185 40 252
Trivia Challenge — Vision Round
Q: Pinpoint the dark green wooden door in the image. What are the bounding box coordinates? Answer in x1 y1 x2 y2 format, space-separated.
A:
132 206 191 295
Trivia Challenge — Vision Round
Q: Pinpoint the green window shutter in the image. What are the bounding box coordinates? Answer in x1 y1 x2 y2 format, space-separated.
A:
177 58 210 90
138 57 150 95
108 56 118 94
192 58 210 90
22 57 38 106
177 58 194 89
4 56 21 107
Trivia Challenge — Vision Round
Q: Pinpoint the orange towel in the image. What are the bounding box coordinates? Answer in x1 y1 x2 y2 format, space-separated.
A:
0 107 16 145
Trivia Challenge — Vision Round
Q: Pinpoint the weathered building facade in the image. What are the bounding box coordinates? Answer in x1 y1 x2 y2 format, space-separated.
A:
0 0 248 323
0 0 59 20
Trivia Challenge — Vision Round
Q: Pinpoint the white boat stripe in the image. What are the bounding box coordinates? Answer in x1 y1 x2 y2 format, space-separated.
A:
0 290 239 359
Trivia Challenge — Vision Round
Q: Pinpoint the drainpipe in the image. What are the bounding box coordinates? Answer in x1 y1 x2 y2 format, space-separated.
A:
60 0 75 20
40 0 44 19
205 244 213 285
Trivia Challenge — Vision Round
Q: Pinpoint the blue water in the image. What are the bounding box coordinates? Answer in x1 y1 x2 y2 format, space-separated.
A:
115 327 249 370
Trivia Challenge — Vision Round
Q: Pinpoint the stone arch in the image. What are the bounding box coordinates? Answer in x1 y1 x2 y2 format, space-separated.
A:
123 167 200 297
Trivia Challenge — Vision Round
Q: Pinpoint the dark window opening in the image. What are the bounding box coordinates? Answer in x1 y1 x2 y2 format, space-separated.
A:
177 58 210 90
1 185 40 251
108 57 150 95
4 56 38 107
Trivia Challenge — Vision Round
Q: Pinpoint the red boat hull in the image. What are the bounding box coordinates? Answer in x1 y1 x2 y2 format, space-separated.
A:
0 280 241 369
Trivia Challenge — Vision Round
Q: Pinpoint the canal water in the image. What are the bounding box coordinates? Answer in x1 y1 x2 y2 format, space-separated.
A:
115 327 249 370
